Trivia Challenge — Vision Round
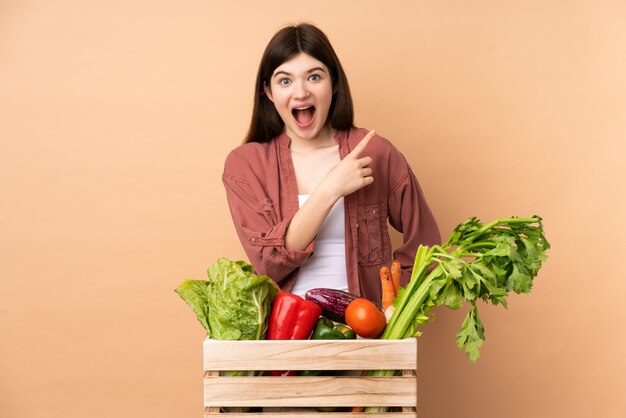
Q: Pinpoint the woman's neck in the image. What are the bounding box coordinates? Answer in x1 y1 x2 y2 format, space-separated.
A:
287 125 336 154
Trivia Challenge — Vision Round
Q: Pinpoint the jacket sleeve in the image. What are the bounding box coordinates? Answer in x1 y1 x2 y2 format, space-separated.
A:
387 156 441 287
222 170 314 284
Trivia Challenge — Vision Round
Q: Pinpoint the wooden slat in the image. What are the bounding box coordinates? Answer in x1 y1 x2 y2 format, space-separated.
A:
205 371 220 414
402 370 416 413
204 376 417 408
203 339 417 371
204 412 417 418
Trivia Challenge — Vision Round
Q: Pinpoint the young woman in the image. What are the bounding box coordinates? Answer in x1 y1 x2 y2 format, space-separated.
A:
222 23 440 304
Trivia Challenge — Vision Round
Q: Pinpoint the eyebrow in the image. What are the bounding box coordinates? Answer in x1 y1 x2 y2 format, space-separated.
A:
273 67 326 78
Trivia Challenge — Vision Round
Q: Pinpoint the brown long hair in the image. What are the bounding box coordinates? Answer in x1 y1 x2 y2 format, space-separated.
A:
244 23 354 143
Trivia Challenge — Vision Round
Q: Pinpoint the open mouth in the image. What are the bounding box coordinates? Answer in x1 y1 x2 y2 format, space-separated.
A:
292 105 316 127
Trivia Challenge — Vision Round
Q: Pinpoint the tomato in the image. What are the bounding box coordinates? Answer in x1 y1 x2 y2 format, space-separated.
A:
344 298 386 338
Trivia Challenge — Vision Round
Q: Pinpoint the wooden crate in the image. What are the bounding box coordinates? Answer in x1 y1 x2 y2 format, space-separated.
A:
203 338 417 417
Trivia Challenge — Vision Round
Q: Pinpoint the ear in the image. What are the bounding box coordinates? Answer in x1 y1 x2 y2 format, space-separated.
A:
264 83 274 102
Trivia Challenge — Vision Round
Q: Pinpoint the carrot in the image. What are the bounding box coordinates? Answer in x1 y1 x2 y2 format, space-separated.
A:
380 266 394 311
391 260 401 294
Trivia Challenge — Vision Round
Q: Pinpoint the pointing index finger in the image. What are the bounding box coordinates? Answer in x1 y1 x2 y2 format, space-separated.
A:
351 130 376 157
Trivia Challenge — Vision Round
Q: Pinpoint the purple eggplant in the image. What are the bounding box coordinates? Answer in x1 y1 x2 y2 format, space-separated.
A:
304 288 359 324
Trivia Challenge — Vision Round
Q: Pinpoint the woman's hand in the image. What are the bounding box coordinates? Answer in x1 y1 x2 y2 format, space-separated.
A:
318 130 375 200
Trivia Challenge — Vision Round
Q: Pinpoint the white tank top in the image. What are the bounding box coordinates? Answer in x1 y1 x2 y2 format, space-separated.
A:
290 195 349 298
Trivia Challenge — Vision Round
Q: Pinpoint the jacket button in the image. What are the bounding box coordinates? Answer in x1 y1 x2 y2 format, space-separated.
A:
249 237 257 243
372 209 377 215
355 223 359 229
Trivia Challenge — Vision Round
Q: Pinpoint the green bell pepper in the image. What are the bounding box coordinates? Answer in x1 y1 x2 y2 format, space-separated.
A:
311 317 357 340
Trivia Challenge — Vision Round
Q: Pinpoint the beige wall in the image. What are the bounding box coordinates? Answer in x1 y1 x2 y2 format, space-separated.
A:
1 1 624 417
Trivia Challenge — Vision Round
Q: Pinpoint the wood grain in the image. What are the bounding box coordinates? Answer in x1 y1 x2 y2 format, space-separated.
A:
203 338 417 371
204 375 416 408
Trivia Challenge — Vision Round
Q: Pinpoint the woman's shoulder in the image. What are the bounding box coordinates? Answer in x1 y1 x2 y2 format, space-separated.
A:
223 139 277 175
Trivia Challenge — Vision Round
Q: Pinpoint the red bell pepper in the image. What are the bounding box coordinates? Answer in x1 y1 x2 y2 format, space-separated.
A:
267 292 322 339
266 292 322 376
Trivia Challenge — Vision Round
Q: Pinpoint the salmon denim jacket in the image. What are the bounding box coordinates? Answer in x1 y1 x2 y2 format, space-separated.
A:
222 127 441 303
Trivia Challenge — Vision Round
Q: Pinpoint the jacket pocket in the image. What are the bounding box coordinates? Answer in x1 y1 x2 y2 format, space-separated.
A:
356 203 389 266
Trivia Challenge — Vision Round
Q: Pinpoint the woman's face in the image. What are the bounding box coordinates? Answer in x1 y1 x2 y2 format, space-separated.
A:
265 52 334 143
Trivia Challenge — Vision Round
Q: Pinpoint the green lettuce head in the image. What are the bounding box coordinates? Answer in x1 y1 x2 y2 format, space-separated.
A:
175 258 279 341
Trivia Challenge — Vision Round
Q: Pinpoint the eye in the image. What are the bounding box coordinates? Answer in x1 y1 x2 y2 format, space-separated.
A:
309 74 321 82
278 78 291 86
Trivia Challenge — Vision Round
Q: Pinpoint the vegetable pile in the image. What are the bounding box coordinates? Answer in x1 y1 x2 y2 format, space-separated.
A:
176 215 549 412
176 216 549 361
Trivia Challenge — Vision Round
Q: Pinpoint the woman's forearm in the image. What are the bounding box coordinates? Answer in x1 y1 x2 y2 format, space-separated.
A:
285 187 338 251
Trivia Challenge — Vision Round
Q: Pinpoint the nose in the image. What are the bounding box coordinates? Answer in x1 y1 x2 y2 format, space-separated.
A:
293 80 310 99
